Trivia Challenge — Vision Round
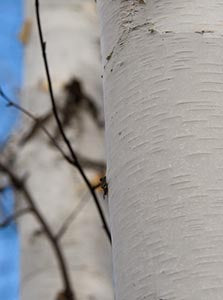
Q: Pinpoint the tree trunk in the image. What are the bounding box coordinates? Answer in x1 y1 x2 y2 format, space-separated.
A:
19 1 113 299
98 1 223 299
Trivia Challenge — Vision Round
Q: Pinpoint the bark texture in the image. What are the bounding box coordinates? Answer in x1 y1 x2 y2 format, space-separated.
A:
98 1 223 299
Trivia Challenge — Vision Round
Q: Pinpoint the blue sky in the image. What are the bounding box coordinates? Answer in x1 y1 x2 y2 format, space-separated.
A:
0 1 23 299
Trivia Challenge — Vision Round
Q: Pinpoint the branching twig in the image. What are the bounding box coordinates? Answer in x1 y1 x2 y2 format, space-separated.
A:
0 2 111 299
19 111 52 145
0 88 73 164
0 88 106 172
0 162 75 300
35 0 111 243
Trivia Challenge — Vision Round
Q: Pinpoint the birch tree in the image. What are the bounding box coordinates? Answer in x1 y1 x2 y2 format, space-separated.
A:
98 1 223 299
17 1 113 299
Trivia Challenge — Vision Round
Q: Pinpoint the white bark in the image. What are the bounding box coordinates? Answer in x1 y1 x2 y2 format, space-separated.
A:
18 1 113 300
98 1 223 299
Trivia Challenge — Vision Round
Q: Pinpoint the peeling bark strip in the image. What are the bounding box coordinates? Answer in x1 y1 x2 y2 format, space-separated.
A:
98 0 223 299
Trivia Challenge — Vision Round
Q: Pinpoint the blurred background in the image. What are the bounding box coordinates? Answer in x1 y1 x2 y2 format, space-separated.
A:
0 1 113 299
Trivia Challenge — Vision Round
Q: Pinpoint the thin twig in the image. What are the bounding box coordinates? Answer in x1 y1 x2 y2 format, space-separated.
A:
0 88 73 164
35 0 78 163
0 207 31 228
35 0 111 243
56 195 89 240
0 88 106 172
0 162 75 300
19 111 52 145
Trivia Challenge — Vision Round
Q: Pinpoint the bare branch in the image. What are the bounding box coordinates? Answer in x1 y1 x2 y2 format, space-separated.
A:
0 88 106 174
0 161 76 300
0 85 109 241
0 88 73 164
35 0 77 163
35 0 111 243
19 111 52 145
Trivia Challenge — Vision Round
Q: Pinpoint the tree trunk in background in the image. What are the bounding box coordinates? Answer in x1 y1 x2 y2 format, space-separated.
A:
98 1 223 299
19 1 113 300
